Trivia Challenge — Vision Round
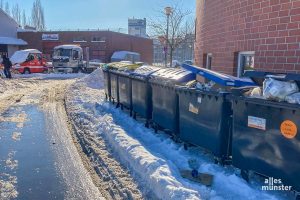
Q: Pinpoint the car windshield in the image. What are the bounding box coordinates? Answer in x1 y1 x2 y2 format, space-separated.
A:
53 48 72 57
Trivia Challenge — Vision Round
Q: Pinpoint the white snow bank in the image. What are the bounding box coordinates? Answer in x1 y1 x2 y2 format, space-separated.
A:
76 68 104 89
14 73 86 79
65 68 292 200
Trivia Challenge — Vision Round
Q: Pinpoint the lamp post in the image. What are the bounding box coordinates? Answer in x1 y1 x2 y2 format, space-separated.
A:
164 6 172 67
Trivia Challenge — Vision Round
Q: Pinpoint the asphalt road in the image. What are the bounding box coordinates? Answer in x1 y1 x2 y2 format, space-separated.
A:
0 75 104 200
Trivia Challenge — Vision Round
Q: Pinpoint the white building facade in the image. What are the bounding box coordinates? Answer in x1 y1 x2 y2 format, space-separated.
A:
0 8 27 57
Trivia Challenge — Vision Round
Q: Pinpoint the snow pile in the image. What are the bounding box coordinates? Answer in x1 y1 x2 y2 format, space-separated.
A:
65 68 291 200
75 68 104 89
14 72 85 80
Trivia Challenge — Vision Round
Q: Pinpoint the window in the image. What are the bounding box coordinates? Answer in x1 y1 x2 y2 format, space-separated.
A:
203 53 212 69
237 51 255 77
26 54 35 62
91 36 106 42
36 54 42 61
73 50 79 60
73 36 86 42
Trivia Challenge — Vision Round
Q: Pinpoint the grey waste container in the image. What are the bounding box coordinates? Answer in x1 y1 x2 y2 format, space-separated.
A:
105 62 141 105
131 66 161 126
177 64 255 161
117 70 133 112
230 71 300 192
150 68 195 135
102 66 111 101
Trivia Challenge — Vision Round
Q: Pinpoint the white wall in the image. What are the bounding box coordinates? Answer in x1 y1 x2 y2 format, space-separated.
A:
7 45 19 57
0 9 18 38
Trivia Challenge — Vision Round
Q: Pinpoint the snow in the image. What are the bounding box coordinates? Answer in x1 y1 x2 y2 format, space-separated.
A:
0 74 104 199
65 69 292 200
14 73 86 79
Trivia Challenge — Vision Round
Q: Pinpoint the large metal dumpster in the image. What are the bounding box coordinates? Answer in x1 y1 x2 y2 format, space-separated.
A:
131 66 161 126
117 70 133 112
177 64 255 161
102 66 111 101
230 71 300 192
150 68 196 135
106 62 141 105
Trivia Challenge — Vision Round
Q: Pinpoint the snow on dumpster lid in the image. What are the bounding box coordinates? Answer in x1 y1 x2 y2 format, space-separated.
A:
105 62 141 71
10 49 42 65
131 65 161 77
150 67 195 83
182 63 256 87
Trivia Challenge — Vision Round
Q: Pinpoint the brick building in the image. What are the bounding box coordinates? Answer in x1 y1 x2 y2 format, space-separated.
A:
195 0 300 76
18 31 153 63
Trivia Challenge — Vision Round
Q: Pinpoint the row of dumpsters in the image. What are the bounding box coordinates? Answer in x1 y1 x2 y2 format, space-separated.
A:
102 62 300 196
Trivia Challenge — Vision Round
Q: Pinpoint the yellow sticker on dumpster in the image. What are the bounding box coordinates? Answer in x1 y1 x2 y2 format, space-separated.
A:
280 120 297 139
189 103 199 114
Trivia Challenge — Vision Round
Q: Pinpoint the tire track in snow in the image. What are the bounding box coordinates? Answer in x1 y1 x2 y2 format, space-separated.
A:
66 79 146 200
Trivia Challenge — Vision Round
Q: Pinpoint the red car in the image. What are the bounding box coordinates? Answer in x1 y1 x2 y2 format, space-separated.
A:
10 49 48 74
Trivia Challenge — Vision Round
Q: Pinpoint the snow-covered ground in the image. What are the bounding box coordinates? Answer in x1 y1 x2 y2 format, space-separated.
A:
65 69 294 200
14 72 85 79
0 73 104 200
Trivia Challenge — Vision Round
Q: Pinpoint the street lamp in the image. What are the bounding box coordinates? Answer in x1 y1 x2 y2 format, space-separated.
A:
164 6 172 67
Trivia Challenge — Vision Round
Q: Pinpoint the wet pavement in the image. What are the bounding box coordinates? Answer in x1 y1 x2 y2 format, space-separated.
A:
0 105 66 200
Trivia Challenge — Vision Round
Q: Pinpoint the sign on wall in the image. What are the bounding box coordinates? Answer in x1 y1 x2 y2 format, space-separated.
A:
42 34 59 41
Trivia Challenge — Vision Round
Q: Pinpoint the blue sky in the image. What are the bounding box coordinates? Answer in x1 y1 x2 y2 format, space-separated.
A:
4 0 196 31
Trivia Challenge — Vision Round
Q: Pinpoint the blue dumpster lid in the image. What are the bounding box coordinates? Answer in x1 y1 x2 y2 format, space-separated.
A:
244 70 300 86
182 63 256 87
150 67 195 83
131 65 161 77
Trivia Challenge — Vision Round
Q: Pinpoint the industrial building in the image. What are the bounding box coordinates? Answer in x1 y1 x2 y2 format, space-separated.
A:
18 30 153 63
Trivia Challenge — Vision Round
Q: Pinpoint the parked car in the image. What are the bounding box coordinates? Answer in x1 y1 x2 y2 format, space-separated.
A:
111 51 141 63
10 49 48 74
89 59 102 63
172 60 181 68
183 60 194 65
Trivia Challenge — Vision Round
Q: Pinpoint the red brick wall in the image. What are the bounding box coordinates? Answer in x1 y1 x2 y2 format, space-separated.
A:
18 31 153 64
195 0 300 75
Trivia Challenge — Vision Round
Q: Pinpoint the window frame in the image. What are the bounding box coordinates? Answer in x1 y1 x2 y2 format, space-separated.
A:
72 50 80 60
237 51 255 77
206 53 212 69
91 36 106 43
73 36 87 43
